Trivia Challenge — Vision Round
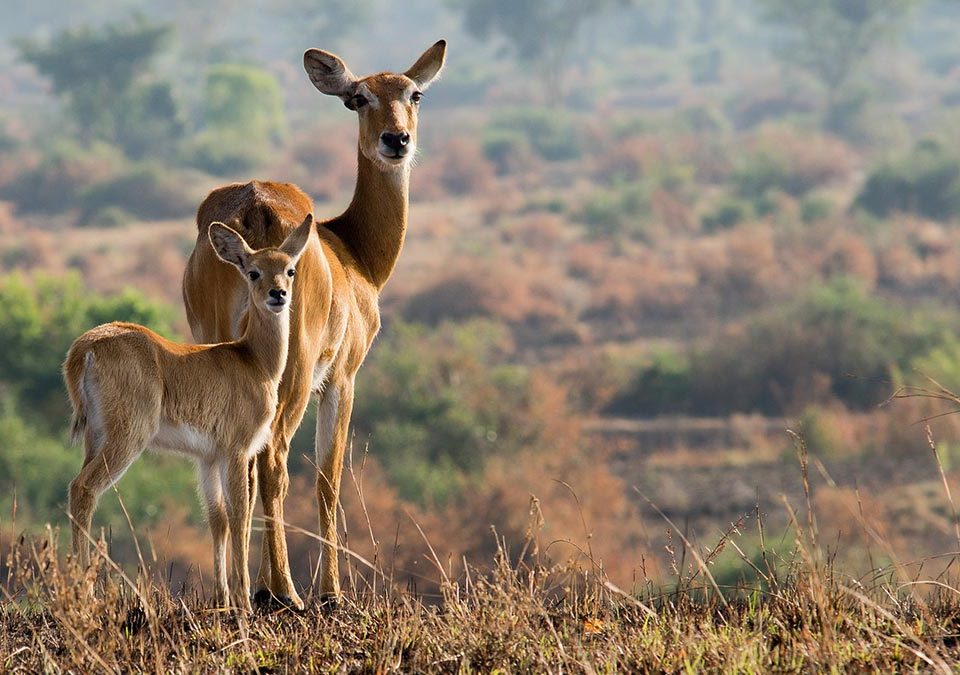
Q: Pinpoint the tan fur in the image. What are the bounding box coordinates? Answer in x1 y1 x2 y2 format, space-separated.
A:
65 218 316 612
181 41 446 608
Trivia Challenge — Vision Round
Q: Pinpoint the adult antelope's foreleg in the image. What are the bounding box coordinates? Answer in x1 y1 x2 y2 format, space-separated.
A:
316 376 354 603
254 384 312 609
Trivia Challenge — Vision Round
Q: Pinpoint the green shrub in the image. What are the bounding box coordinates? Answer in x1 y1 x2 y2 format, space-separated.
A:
577 184 649 240
0 273 177 429
352 320 545 505
488 107 581 162
0 141 125 214
733 128 853 199
180 63 285 176
77 163 198 225
855 141 960 220
482 129 532 175
702 197 751 232
800 195 833 223
180 130 271 176
604 349 693 417
910 335 960 393
607 279 950 416
691 279 947 414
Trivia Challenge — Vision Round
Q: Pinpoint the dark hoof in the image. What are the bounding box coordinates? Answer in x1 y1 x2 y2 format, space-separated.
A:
253 590 304 614
317 594 340 615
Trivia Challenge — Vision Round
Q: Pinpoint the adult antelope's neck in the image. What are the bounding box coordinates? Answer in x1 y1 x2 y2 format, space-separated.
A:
241 306 290 383
327 149 410 289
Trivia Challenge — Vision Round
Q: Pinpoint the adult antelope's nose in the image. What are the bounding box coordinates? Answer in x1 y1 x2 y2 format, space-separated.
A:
269 288 286 300
380 132 410 151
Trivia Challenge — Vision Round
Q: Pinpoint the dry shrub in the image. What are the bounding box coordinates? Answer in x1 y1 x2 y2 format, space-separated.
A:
402 257 572 339
415 138 496 200
502 213 570 252
877 241 925 289
0 231 61 272
276 126 358 200
818 231 878 288
590 135 664 183
584 247 697 332
134 243 189 305
649 187 696 232
736 125 856 197
0 201 18 234
144 503 211 580
813 487 894 564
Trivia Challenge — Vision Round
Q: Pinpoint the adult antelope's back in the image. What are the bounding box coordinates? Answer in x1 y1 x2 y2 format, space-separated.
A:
182 40 446 609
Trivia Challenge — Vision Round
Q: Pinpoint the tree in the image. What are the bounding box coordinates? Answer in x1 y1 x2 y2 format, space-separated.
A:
181 63 286 175
455 0 625 101
17 19 183 159
757 0 917 134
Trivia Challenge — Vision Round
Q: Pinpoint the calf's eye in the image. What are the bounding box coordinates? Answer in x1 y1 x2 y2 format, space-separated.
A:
248 271 260 281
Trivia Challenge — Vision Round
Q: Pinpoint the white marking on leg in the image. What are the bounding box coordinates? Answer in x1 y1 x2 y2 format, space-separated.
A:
315 387 340 470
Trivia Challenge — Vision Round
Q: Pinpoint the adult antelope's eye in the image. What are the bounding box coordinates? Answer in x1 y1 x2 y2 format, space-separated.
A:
349 94 368 109
287 269 295 277
248 271 260 281
411 91 423 104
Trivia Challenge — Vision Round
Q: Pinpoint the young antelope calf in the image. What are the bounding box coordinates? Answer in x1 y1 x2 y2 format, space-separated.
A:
64 215 315 611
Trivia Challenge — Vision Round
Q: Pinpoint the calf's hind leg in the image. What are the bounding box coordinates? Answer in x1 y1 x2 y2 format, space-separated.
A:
69 431 148 567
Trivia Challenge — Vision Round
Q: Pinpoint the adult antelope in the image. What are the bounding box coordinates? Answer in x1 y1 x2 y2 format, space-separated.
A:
182 41 446 609
66 217 315 612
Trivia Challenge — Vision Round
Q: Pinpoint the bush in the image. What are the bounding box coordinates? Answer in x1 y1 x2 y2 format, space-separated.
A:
702 197 751 232
855 141 960 220
577 184 649 240
733 127 854 199
608 279 950 416
487 107 581 162
180 63 286 176
352 320 553 504
604 349 692 417
0 396 197 529
800 195 833 224
77 163 198 225
180 130 271 176
0 141 125 214
701 279 947 413
482 129 533 175
0 273 177 428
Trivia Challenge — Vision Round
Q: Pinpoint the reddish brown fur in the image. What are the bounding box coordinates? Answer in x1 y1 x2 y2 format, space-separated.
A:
181 41 446 607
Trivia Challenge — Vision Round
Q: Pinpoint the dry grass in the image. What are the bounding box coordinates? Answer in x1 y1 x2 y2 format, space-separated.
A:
6 440 960 674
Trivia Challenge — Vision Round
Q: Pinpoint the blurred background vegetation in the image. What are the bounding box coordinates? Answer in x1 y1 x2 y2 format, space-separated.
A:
4 0 960 593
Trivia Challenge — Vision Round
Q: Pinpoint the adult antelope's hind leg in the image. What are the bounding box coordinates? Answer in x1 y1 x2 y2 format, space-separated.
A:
316 377 353 605
254 413 307 610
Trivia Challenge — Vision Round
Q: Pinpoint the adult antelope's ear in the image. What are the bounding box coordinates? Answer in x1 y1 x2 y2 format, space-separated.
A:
209 222 255 271
405 40 446 90
304 48 359 100
280 214 314 264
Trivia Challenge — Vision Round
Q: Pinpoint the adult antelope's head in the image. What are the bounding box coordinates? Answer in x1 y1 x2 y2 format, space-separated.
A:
304 41 446 169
